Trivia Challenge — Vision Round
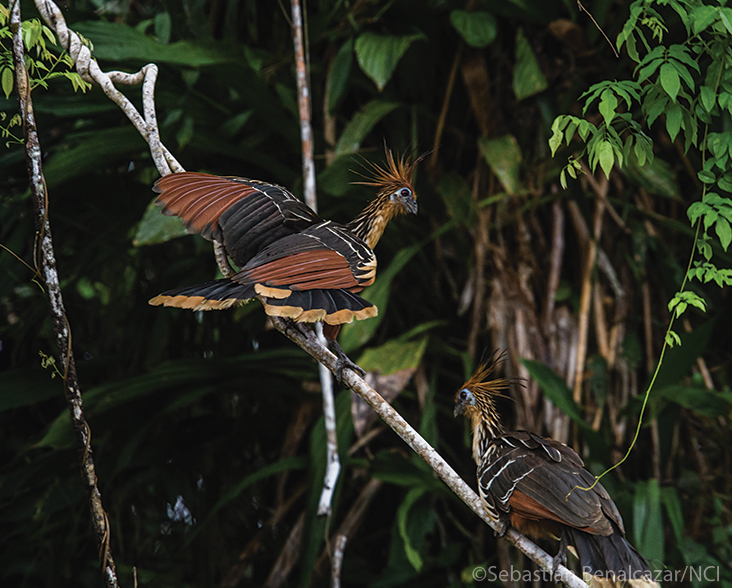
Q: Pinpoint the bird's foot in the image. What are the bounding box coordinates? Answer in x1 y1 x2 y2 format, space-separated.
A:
493 519 508 538
329 340 366 386
552 531 569 578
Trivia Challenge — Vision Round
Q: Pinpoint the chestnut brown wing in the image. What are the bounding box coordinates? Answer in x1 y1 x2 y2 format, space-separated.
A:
153 172 320 267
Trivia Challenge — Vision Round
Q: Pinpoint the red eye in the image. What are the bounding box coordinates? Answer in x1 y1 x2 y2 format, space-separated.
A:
400 188 411 198
459 390 467 400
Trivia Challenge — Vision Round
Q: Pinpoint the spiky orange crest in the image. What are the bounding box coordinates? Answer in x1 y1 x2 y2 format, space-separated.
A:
354 148 421 197
458 353 513 406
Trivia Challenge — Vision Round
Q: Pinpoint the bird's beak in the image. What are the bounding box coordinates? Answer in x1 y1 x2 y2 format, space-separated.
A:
453 404 464 418
406 199 418 215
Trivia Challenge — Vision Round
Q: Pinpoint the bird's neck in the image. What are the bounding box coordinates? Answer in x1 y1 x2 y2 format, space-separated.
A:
470 409 504 465
346 196 395 250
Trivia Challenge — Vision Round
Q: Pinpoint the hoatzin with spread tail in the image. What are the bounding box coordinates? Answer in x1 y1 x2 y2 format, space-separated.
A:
454 355 657 587
149 150 419 376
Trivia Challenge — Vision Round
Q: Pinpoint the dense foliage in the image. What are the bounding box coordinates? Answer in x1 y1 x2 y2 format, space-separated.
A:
1 0 731 586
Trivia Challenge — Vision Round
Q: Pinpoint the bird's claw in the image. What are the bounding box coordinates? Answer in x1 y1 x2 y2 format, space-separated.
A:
552 531 568 578
493 519 508 538
329 340 365 386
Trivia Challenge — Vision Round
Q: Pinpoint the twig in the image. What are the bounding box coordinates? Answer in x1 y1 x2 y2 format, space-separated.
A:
576 0 619 58
289 0 340 517
10 1 118 586
331 534 348 588
269 316 589 588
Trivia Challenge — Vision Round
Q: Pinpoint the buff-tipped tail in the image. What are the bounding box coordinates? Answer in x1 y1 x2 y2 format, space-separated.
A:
149 279 257 311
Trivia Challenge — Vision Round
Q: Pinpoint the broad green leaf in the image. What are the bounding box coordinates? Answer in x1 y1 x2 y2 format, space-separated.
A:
334 100 400 157
690 5 718 34
665 102 682 141
154 11 172 44
659 62 680 101
513 29 548 101
357 337 428 375
697 170 715 184
397 487 428 571
721 7 732 34
354 32 425 91
700 85 716 112
327 39 353 114
597 140 614 178
633 479 665 562
42 126 147 188
598 89 618 127
715 217 731 250
478 134 523 195
1 67 12 99
657 385 732 418
133 195 189 246
660 487 685 545
450 10 497 48
73 21 239 65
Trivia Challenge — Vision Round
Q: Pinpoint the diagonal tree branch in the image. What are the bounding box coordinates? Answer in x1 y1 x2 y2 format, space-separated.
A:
10 1 118 586
28 1 589 585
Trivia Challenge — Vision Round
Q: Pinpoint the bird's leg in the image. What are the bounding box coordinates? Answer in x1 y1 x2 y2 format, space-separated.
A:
327 338 366 386
493 517 508 538
552 528 569 577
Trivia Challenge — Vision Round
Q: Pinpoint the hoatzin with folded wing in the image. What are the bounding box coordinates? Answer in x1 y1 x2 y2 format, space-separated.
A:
454 355 658 588
149 150 419 375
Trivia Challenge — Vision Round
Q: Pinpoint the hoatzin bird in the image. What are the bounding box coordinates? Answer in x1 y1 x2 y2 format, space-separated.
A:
148 150 419 376
454 355 657 587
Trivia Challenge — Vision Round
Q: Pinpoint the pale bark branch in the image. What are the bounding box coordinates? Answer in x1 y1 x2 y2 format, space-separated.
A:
11 0 118 585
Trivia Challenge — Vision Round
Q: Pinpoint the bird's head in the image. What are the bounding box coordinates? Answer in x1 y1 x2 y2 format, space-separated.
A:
355 148 421 217
454 352 515 462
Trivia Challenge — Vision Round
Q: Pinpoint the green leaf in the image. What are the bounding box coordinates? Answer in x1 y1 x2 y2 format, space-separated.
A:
334 100 400 157
327 39 353 114
154 11 172 44
513 29 548 101
657 386 732 418
633 480 665 563
73 21 239 66
133 196 189 246
697 170 715 184
660 488 685 545
598 89 618 127
597 140 614 178
357 338 428 376
700 86 716 112
690 5 718 34
42 126 147 188
354 32 425 91
687 201 710 225
715 217 732 251
478 134 524 195
450 10 497 48
659 62 680 102
397 487 428 571
1 66 12 99
665 102 682 141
